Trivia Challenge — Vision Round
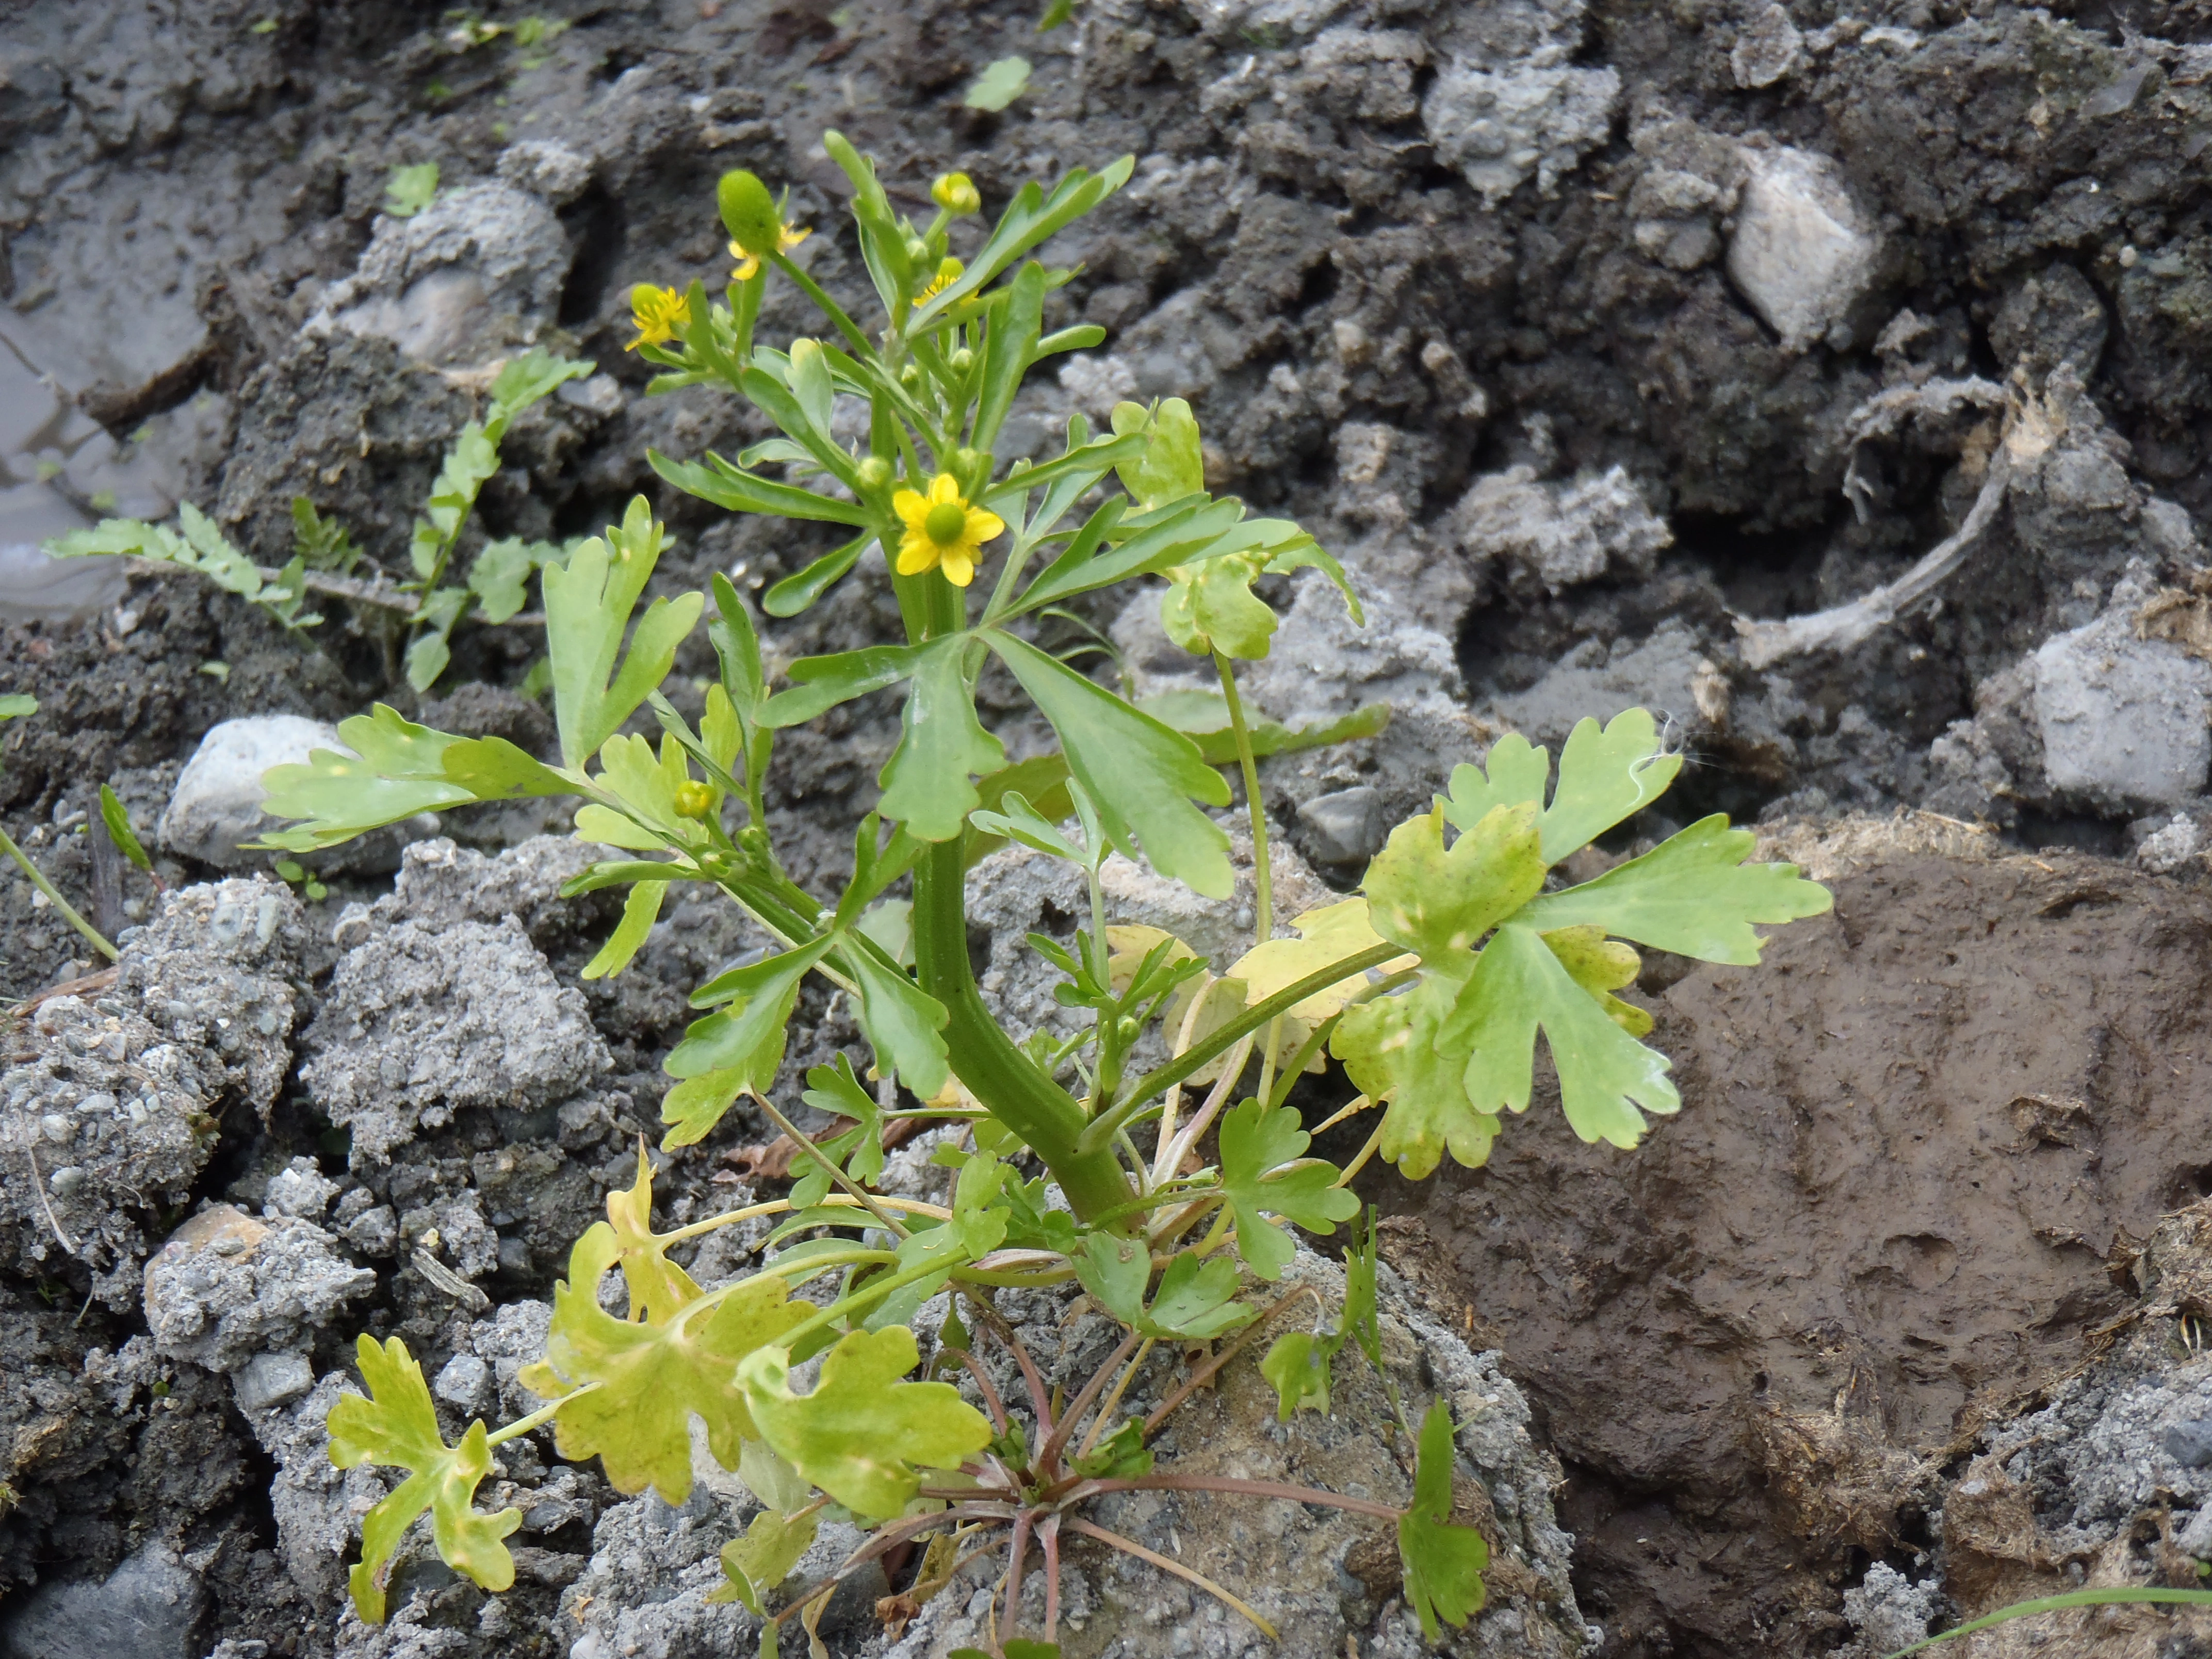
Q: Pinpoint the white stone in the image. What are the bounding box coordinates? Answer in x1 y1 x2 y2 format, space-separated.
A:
1726 145 1880 352
1423 60 1621 207
433 1352 493 1413
233 1349 315 1414
161 715 345 868
2032 616 2212 809
1731 4 1803 88
261 1156 337 1221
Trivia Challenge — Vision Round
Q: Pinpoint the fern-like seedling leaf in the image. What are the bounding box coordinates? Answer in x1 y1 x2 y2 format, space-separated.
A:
327 1335 522 1624
518 1225 808 1505
544 497 705 770
736 1326 992 1520
1398 1401 1489 1640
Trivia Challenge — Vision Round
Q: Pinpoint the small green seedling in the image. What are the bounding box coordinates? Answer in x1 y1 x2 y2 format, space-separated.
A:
383 162 440 219
251 140 1830 1647
965 56 1032 111
44 349 590 691
0 698 116 963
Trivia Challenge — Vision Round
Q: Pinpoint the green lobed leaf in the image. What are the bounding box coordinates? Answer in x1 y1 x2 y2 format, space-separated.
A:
1518 816 1833 965
581 880 666 981
909 153 1134 330
543 498 705 769
762 531 871 617
984 630 1232 899
876 638 1006 842
327 1335 521 1623
1161 551 1278 659
1441 710 1683 864
518 1225 809 1504
1398 1401 1489 1640
1216 1098 1360 1281
1362 803 1546 958
1073 1238 1256 1341
790 1054 883 1209
849 944 952 1100
1110 398 1204 511
737 1326 993 1520
665 939 830 1134
973 262 1046 453
649 449 872 526
758 642 925 729
1448 923 1680 1149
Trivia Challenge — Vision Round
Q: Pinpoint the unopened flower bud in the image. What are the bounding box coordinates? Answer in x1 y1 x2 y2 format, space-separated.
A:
856 456 894 493
931 172 982 216
737 824 772 859
948 347 974 374
903 235 929 265
900 362 924 390
673 780 714 819
717 170 780 258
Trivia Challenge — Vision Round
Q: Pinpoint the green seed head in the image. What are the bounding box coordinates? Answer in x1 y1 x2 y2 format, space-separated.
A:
718 170 780 256
924 501 969 545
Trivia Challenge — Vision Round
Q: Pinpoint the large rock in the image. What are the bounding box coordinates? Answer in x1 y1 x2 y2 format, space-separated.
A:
0 994 224 1307
301 914 612 1164
309 182 571 367
0 1544 206 1659
1726 144 1881 351
141 1204 375 1374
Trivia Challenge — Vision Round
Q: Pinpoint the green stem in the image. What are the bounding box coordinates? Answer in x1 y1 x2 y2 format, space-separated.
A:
1081 942 1401 1154
906 577 1135 1227
0 826 118 962
1211 651 1272 948
1213 648 1286 1113
769 250 876 363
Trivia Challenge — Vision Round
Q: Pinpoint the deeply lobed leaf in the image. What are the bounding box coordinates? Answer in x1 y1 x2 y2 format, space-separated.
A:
327 1335 521 1623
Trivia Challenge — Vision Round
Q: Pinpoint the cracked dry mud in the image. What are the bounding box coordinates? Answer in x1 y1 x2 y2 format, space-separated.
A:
9 2 2212 1657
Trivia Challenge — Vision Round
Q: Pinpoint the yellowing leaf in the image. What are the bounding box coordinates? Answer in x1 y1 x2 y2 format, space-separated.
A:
327 1335 521 1623
710 1506 820 1612
737 1327 991 1520
604 1146 703 1324
1539 924 1651 1036
1362 803 1545 958
519 1226 808 1504
1227 898 1411 1025
582 880 666 980
1335 963 1501 1180
1398 1401 1489 1639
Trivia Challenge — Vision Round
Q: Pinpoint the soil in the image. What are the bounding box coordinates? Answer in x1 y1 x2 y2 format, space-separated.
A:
6 0 2212 1655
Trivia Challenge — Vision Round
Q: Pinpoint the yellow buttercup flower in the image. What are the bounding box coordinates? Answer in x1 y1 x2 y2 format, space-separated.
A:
728 222 810 282
892 473 1003 588
919 256 964 301
625 284 691 352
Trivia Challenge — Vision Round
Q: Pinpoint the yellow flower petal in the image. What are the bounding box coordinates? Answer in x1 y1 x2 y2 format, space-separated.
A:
897 533 939 576
966 508 1005 544
927 473 961 506
892 489 929 529
781 225 811 253
940 549 975 587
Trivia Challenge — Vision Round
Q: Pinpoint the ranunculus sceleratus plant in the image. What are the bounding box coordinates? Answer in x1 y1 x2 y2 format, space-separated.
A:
257 138 1832 1650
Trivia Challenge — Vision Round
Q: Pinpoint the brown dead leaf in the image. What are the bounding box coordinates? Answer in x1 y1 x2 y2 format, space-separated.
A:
2136 570 2212 663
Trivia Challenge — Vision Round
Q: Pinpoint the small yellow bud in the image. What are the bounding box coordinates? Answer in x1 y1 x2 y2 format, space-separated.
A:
900 362 924 389
948 347 974 374
718 170 780 258
673 780 715 819
931 172 982 216
856 456 894 493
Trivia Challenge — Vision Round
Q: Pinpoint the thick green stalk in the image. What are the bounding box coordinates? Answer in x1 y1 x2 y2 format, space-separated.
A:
906 571 1135 1225
913 838 1135 1223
